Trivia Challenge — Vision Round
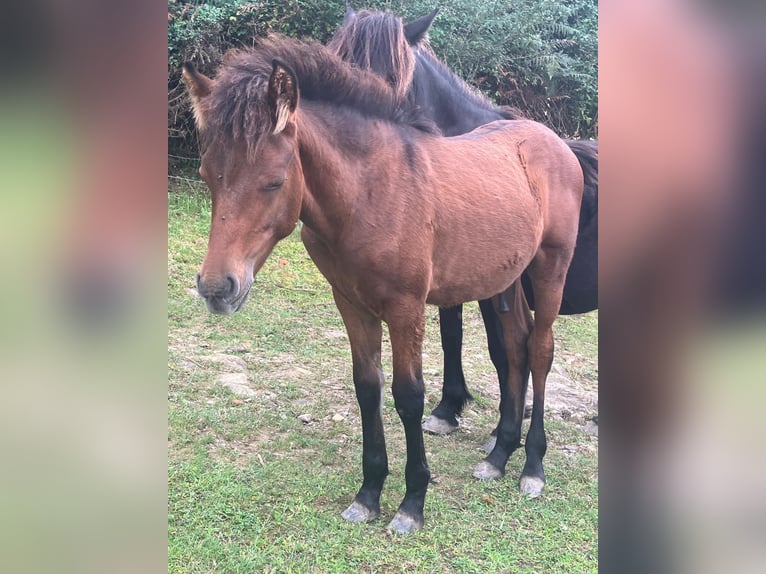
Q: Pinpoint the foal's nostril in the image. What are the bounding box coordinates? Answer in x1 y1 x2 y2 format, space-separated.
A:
197 272 238 301
225 274 238 298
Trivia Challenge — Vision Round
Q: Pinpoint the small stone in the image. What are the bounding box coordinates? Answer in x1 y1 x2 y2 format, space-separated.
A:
297 413 312 423
331 413 345 422
217 373 256 397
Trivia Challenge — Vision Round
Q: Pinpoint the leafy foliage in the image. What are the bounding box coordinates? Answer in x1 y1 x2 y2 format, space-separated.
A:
409 0 598 138
168 0 597 155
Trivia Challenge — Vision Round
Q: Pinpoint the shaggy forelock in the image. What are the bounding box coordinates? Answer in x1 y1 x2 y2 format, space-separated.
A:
199 58 272 157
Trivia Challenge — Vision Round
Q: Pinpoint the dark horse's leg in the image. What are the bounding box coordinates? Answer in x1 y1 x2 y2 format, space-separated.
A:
423 304 469 434
479 297 513 408
473 281 533 479
386 299 431 533
333 288 388 524
423 299 511 435
477 297 518 453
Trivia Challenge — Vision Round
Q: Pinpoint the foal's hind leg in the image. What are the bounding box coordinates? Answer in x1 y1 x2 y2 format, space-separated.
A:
473 281 533 479
423 304 470 435
332 288 388 523
520 247 573 497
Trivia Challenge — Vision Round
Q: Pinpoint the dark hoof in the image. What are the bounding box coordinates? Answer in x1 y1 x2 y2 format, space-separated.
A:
520 475 545 497
481 435 497 453
473 460 504 480
341 500 379 523
386 511 423 534
423 415 458 435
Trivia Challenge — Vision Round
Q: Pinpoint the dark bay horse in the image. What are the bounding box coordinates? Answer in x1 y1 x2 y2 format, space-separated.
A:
329 7 598 443
183 35 583 532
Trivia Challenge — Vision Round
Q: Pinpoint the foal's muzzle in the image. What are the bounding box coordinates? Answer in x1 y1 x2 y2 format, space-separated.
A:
196 272 251 315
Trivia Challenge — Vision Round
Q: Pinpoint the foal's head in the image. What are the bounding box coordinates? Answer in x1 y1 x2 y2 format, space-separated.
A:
183 34 436 314
183 56 304 314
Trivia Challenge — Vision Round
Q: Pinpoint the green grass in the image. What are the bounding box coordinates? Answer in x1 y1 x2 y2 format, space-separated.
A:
168 186 598 573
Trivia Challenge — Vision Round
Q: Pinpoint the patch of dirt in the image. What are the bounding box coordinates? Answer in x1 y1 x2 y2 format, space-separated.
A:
207 436 269 469
173 318 597 465
205 353 248 373
321 328 348 340
543 367 598 423
452 361 597 425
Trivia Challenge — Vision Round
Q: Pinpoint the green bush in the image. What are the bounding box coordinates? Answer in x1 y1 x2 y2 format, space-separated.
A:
168 1 359 152
418 0 598 138
168 0 597 156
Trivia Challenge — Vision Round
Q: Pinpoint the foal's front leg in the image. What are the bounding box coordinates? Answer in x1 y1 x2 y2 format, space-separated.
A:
386 302 431 533
332 289 388 523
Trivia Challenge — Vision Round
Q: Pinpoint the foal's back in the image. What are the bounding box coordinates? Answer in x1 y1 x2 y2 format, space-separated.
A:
422 119 583 307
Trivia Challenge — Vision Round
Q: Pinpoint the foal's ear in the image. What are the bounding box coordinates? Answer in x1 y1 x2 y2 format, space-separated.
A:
268 59 299 135
404 8 439 46
182 63 213 129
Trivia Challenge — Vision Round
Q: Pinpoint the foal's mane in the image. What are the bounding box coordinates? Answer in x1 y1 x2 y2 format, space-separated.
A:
201 34 437 155
329 9 524 121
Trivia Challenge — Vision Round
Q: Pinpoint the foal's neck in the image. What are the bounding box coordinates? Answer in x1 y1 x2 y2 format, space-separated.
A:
295 106 371 241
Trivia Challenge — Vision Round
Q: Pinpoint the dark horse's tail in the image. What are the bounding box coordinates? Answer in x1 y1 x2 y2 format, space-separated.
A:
521 139 599 315
568 140 598 235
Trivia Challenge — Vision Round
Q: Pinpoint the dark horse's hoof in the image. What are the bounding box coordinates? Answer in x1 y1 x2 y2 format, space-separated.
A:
422 415 458 435
473 460 504 480
386 510 423 534
341 500 379 523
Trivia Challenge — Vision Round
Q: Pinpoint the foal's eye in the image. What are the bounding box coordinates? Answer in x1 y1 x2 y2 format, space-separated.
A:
262 179 285 192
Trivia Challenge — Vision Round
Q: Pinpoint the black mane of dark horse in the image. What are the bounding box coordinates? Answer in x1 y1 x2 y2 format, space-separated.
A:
331 7 598 432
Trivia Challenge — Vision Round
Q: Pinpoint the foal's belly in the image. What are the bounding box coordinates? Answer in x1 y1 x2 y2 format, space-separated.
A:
426 245 537 308
425 199 544 307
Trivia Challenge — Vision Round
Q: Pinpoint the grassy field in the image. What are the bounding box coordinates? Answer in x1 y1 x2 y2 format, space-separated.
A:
168 185 598 573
